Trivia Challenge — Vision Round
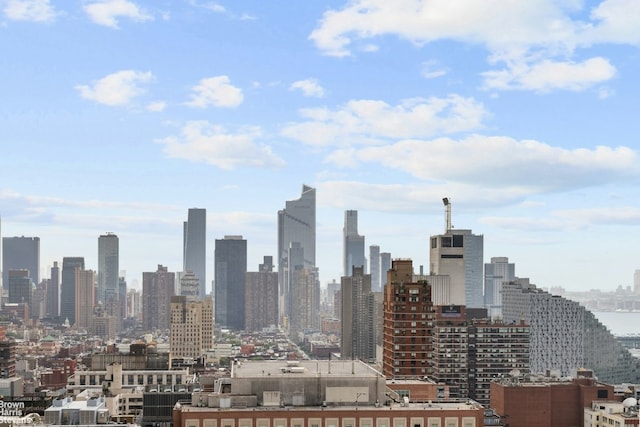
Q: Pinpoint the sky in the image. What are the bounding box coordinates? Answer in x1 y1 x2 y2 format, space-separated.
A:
1 0 639 293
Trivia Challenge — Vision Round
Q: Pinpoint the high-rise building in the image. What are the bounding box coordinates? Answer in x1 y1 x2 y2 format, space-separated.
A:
98 233 119 304
430 305 530 404
343 210 365 277
170 295 214 359
484 256 515 317
183 208 206 299
502 280 640 383
75 269 95 330
369 245 381 292
382 259 434 379
60 257 85 325
127 288 141 319
32 279 47 319
142 265 175 331
2 236 40 288
635 269 640 294
289 265 320 341
380 252 391 288
7 269 32 306
214 236 247 330
340 266 375 361
179 270 200 300
277 185 316 323
429 200 484 308
245 256 278 332
47 261 60 318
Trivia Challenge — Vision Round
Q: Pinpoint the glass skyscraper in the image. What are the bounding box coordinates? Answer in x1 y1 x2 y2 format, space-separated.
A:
277 185 316 323
183 208 207 299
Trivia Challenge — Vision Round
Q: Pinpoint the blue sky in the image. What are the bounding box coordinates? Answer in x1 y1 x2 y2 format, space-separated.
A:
1 0 639 293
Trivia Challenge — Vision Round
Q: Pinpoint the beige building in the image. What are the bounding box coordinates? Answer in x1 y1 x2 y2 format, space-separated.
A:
75 269 95 329
584 400 640 427
170 295 214 359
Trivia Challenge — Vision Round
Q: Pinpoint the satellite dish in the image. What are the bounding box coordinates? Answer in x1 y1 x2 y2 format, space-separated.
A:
623 397 638 407
509 369 521 377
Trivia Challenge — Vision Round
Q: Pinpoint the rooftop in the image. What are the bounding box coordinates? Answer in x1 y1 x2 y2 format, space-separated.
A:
231 359 382 379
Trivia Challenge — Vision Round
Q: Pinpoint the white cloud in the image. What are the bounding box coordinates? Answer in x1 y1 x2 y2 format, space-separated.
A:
290 78 325 98
281 95 487 147
187 0 225 13
589 0 640 45
157 120 285 169
309 0 582 58
554 206 640 225
482 57 617 92
308 0 630 93
146 101 167 112
355 135 638 191
3 0 57 22
75 70 154 106
84 0 153 28
316 181 533 213
185 76 244 108
421 60 448 79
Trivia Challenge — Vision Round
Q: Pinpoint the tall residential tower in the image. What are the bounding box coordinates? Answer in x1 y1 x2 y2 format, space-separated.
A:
343 210 365 277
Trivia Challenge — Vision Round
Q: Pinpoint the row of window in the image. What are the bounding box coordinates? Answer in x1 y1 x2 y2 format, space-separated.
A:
185 417 475 427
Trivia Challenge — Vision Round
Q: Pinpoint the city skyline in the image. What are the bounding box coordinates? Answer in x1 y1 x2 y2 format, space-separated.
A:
1 1 640 292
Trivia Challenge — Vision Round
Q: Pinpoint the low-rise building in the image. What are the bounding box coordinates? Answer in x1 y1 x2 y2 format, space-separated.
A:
172 360 484 427
584 399 640 427
490 371 615 427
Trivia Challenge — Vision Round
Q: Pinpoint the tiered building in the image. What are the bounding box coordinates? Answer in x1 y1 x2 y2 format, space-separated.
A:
502 280 640 383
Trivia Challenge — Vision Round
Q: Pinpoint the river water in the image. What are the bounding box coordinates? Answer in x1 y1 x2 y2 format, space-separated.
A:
592 311 640 336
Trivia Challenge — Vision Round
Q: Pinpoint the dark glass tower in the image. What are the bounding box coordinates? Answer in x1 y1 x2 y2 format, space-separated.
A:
214 235 247 330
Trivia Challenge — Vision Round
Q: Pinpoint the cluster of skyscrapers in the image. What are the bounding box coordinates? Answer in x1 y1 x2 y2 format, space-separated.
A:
2 186 640 393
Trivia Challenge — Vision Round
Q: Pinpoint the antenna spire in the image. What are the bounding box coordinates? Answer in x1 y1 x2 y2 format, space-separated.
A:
442 197 452 232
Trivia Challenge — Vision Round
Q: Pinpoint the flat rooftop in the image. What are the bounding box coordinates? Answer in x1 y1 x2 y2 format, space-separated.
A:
231 360 382 379
178 401 481 413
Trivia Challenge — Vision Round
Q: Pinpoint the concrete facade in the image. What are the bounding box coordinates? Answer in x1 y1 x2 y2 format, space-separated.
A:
502 280 640 383
429 229 484 309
